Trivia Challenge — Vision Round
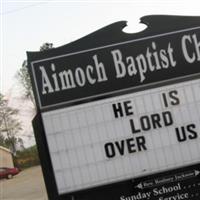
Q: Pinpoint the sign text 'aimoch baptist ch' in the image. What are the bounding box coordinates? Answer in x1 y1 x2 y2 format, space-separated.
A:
27 15 200 200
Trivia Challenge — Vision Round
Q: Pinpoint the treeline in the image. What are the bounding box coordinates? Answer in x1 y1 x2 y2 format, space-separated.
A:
14 145 40 169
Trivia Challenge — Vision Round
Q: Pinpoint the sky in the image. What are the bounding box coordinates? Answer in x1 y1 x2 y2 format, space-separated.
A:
1 0 200 94
0 0 200 146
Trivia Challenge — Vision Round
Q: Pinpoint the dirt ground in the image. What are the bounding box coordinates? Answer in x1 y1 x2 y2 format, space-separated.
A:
0 166 48 200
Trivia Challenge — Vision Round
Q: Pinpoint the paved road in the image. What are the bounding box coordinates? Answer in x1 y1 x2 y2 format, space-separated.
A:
0 166 48 200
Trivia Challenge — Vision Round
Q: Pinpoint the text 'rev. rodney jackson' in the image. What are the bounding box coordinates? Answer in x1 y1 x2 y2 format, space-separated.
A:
38 34 200 95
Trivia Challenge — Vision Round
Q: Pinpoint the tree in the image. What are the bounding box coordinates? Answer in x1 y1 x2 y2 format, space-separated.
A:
16 42 53 110
0 93 22 153
39 42 53 51
0 133 6 147
0 94 7 148
17 60 35 107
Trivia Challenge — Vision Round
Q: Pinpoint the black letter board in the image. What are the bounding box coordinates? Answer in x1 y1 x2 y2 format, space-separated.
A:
28 15 200 200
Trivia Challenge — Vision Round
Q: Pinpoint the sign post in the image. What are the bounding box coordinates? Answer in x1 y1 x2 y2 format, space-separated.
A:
28 15 200 200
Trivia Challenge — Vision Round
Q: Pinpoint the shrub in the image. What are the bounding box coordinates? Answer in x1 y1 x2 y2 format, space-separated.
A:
14 145 40 169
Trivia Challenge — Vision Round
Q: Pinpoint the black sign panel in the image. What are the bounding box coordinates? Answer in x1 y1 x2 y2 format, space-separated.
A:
71 163 200 200
28 15 200 111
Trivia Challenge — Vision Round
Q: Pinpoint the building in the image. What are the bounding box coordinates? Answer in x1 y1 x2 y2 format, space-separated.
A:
0 146 14 168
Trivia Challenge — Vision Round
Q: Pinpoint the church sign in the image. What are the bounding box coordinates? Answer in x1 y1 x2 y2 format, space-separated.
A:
27 15 200 200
